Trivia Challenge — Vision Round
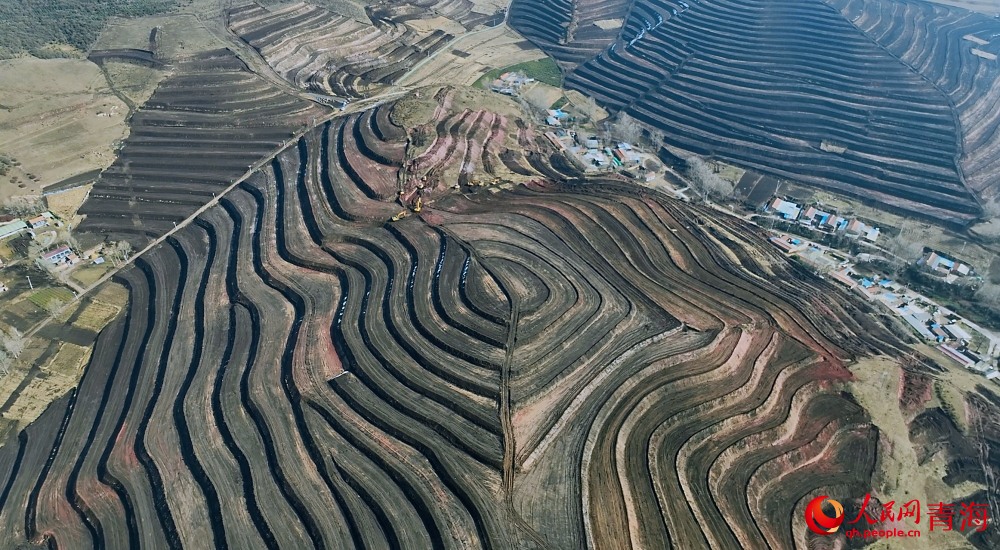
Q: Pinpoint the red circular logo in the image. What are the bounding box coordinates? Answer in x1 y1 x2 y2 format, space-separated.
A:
805 496 845 535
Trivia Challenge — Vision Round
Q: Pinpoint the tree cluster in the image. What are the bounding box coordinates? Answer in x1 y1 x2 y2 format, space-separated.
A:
107 240 133 266
0 328 25 377
685 156 734 199
0 0 178 58
611 112 643 145
1 196 45 218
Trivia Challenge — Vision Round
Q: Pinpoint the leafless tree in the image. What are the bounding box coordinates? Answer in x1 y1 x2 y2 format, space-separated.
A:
647 129 666 151
585 96 601 124
1 196 45 218
984 198 1000 219
64 234 80 250
686 157 734 200
884 224 925 269
46 298 65 315
977 282 1000 307
612 112 643 146
110 240 133 265
2 328 25 358
0 348 10 377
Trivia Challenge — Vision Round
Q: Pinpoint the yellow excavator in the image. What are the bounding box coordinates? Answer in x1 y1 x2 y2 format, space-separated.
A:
390 210 408 222
413 197 422 213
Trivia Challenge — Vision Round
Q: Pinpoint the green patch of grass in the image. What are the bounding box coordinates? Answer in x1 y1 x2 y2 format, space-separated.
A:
29 287 74 309
550 96 569 110
475 57 563 89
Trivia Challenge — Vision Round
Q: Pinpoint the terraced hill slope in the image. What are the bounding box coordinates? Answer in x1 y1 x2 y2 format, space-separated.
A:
826 0 1000 205
76 49 327 243
228 2 455 98
507 0 631 69
512 0 1000 227
367 0 508 30
0 92 922 548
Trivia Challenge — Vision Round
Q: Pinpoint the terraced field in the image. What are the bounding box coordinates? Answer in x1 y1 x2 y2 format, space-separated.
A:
508 0 631 69
826 0 1000 201
511 0 1000 227
367 0 507 30
76 48 327 244
0 91 922 548
228 2 455 98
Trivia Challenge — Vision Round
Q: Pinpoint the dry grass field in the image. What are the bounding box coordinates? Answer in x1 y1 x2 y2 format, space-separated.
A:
404 15 467 35
44 184 93 226
0 58 127 201
0 282 127 437
2 344 92 428
93 13 227 60
70 263 115 288
71 299 124 333
102 61 167 107
401 25 547 87
519 81 565 111
847 356 974 550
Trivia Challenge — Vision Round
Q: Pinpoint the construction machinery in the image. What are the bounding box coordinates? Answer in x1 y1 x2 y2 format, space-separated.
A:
390 210 408 222
413 197 422 213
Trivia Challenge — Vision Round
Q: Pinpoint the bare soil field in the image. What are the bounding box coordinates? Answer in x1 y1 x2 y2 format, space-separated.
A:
0 90 938 548
367 0 508 29
0 4 996 547
76 48 327 244
0 58 127 201
227 1 545 98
